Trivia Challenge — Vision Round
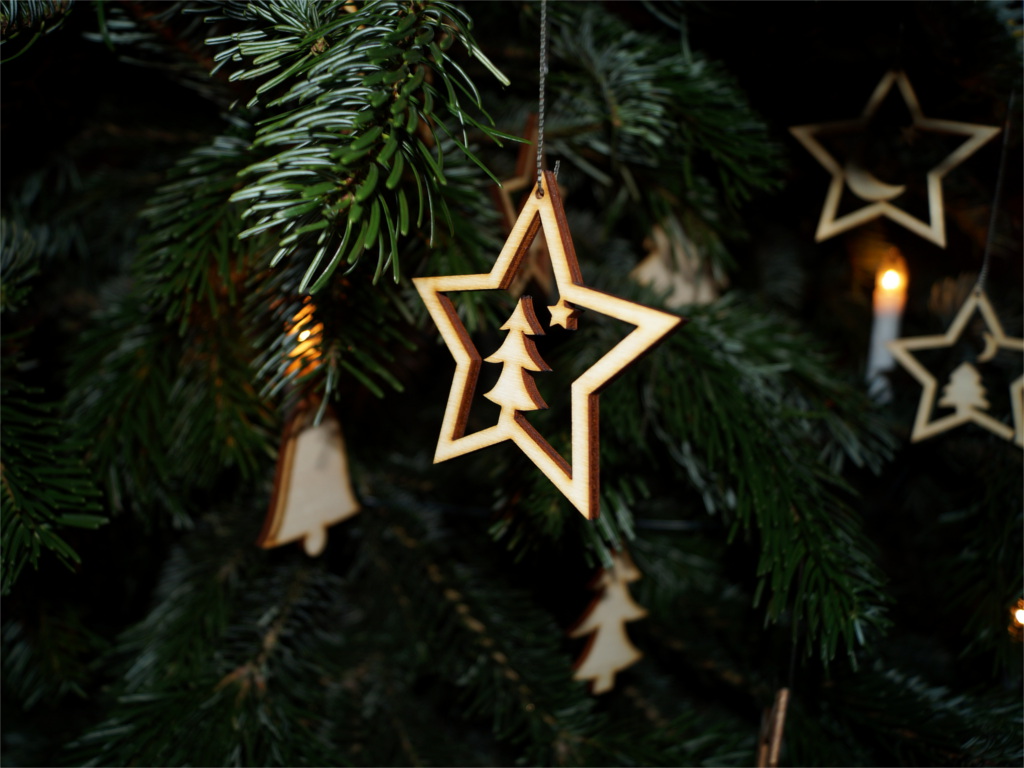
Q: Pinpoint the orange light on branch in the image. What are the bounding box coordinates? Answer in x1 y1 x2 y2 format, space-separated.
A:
866 251 908 401
1011 599 1024 643
287 300 324 377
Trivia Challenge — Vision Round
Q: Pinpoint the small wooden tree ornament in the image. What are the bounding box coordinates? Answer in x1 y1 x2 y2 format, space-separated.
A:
887 288 1023 445
630 223 723 308
258 402 360 556
569 550 648 694
790 70 1000 247
413 171 682 519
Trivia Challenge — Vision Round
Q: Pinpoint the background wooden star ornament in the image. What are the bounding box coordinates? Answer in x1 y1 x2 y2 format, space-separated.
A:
790 70 1000 247
413 171 682 519
887 288 1024 445
490 114 558 298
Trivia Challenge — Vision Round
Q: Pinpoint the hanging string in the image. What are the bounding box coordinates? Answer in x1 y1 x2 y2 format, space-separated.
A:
976 88 1015 294
536 0 548 198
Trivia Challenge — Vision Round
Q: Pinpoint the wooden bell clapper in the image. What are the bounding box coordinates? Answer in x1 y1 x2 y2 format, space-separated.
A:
257 303 360 556
413 2 681 518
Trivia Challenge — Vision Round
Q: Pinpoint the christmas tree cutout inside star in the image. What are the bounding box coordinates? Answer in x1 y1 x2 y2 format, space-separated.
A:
938 362 990 415
484 297 552 418
570 551 648 694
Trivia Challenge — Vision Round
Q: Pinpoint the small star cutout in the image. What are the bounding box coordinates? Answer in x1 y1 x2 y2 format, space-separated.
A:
887 288 1023 445
414 172 683 519
548 298 580 330
790 70 1000 247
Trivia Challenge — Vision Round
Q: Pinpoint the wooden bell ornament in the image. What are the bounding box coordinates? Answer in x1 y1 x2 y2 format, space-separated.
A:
257 302 360 556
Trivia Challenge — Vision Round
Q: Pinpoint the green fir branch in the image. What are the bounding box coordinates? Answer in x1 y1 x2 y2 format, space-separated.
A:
66 509 355 767
356 494 608 766
0 381 105 595
67 294 276 524
202 0 511 290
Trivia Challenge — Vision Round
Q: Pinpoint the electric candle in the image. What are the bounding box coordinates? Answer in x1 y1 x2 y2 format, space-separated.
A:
866 255 908 401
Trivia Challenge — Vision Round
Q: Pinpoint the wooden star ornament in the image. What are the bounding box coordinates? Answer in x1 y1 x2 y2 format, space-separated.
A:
790 70 1000 247
413 171 682 519
887 288 1023 445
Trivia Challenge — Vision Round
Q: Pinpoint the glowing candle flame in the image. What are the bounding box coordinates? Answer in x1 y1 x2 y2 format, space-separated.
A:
298 329 312 342
1015 608 1024 626
880 269 902 291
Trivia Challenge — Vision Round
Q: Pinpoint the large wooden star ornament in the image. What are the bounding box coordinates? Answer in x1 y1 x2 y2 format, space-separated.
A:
790 70 1000 247
413 171 683 519
887 288 1023 446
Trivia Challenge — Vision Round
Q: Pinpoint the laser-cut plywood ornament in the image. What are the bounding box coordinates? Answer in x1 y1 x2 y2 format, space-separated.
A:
790 70 1000 247
569 550 648 694
258 402 360 556
413 171 682 520
630 223 723 309
887 288 1024 446
257 303 360 556
756 688 792 768
490 114 557 299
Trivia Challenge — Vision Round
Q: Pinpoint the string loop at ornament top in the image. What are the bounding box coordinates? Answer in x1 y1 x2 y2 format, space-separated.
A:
536 0 548 198
976 88 1015 295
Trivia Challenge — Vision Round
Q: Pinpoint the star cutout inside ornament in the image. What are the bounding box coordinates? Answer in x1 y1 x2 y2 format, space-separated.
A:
790 71 1000 247
413 171 683 519
887 288 1023 446
548 297 579 330
490 114 558 298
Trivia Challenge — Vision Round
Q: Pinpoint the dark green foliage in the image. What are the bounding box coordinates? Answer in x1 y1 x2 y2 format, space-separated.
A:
1 1 1021 766
66 507 353 767
0 381 104 594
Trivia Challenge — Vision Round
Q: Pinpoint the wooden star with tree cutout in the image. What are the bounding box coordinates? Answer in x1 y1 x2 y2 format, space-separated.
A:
414 171 683 519
887 288 1023 445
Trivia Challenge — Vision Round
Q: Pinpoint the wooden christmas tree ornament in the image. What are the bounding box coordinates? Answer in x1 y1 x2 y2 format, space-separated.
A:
569 550 648 694
630 223 723 308
258 403 360 556
790 70 1000 247
413 171 682 519
887 288 1024 445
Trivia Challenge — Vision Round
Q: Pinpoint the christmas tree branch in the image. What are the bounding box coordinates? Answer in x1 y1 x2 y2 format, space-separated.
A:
201 0 513 291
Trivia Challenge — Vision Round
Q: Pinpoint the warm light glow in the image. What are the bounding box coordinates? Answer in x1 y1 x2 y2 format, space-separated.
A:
1015 608 1024 626
286 302 324 375
880 269 902 291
